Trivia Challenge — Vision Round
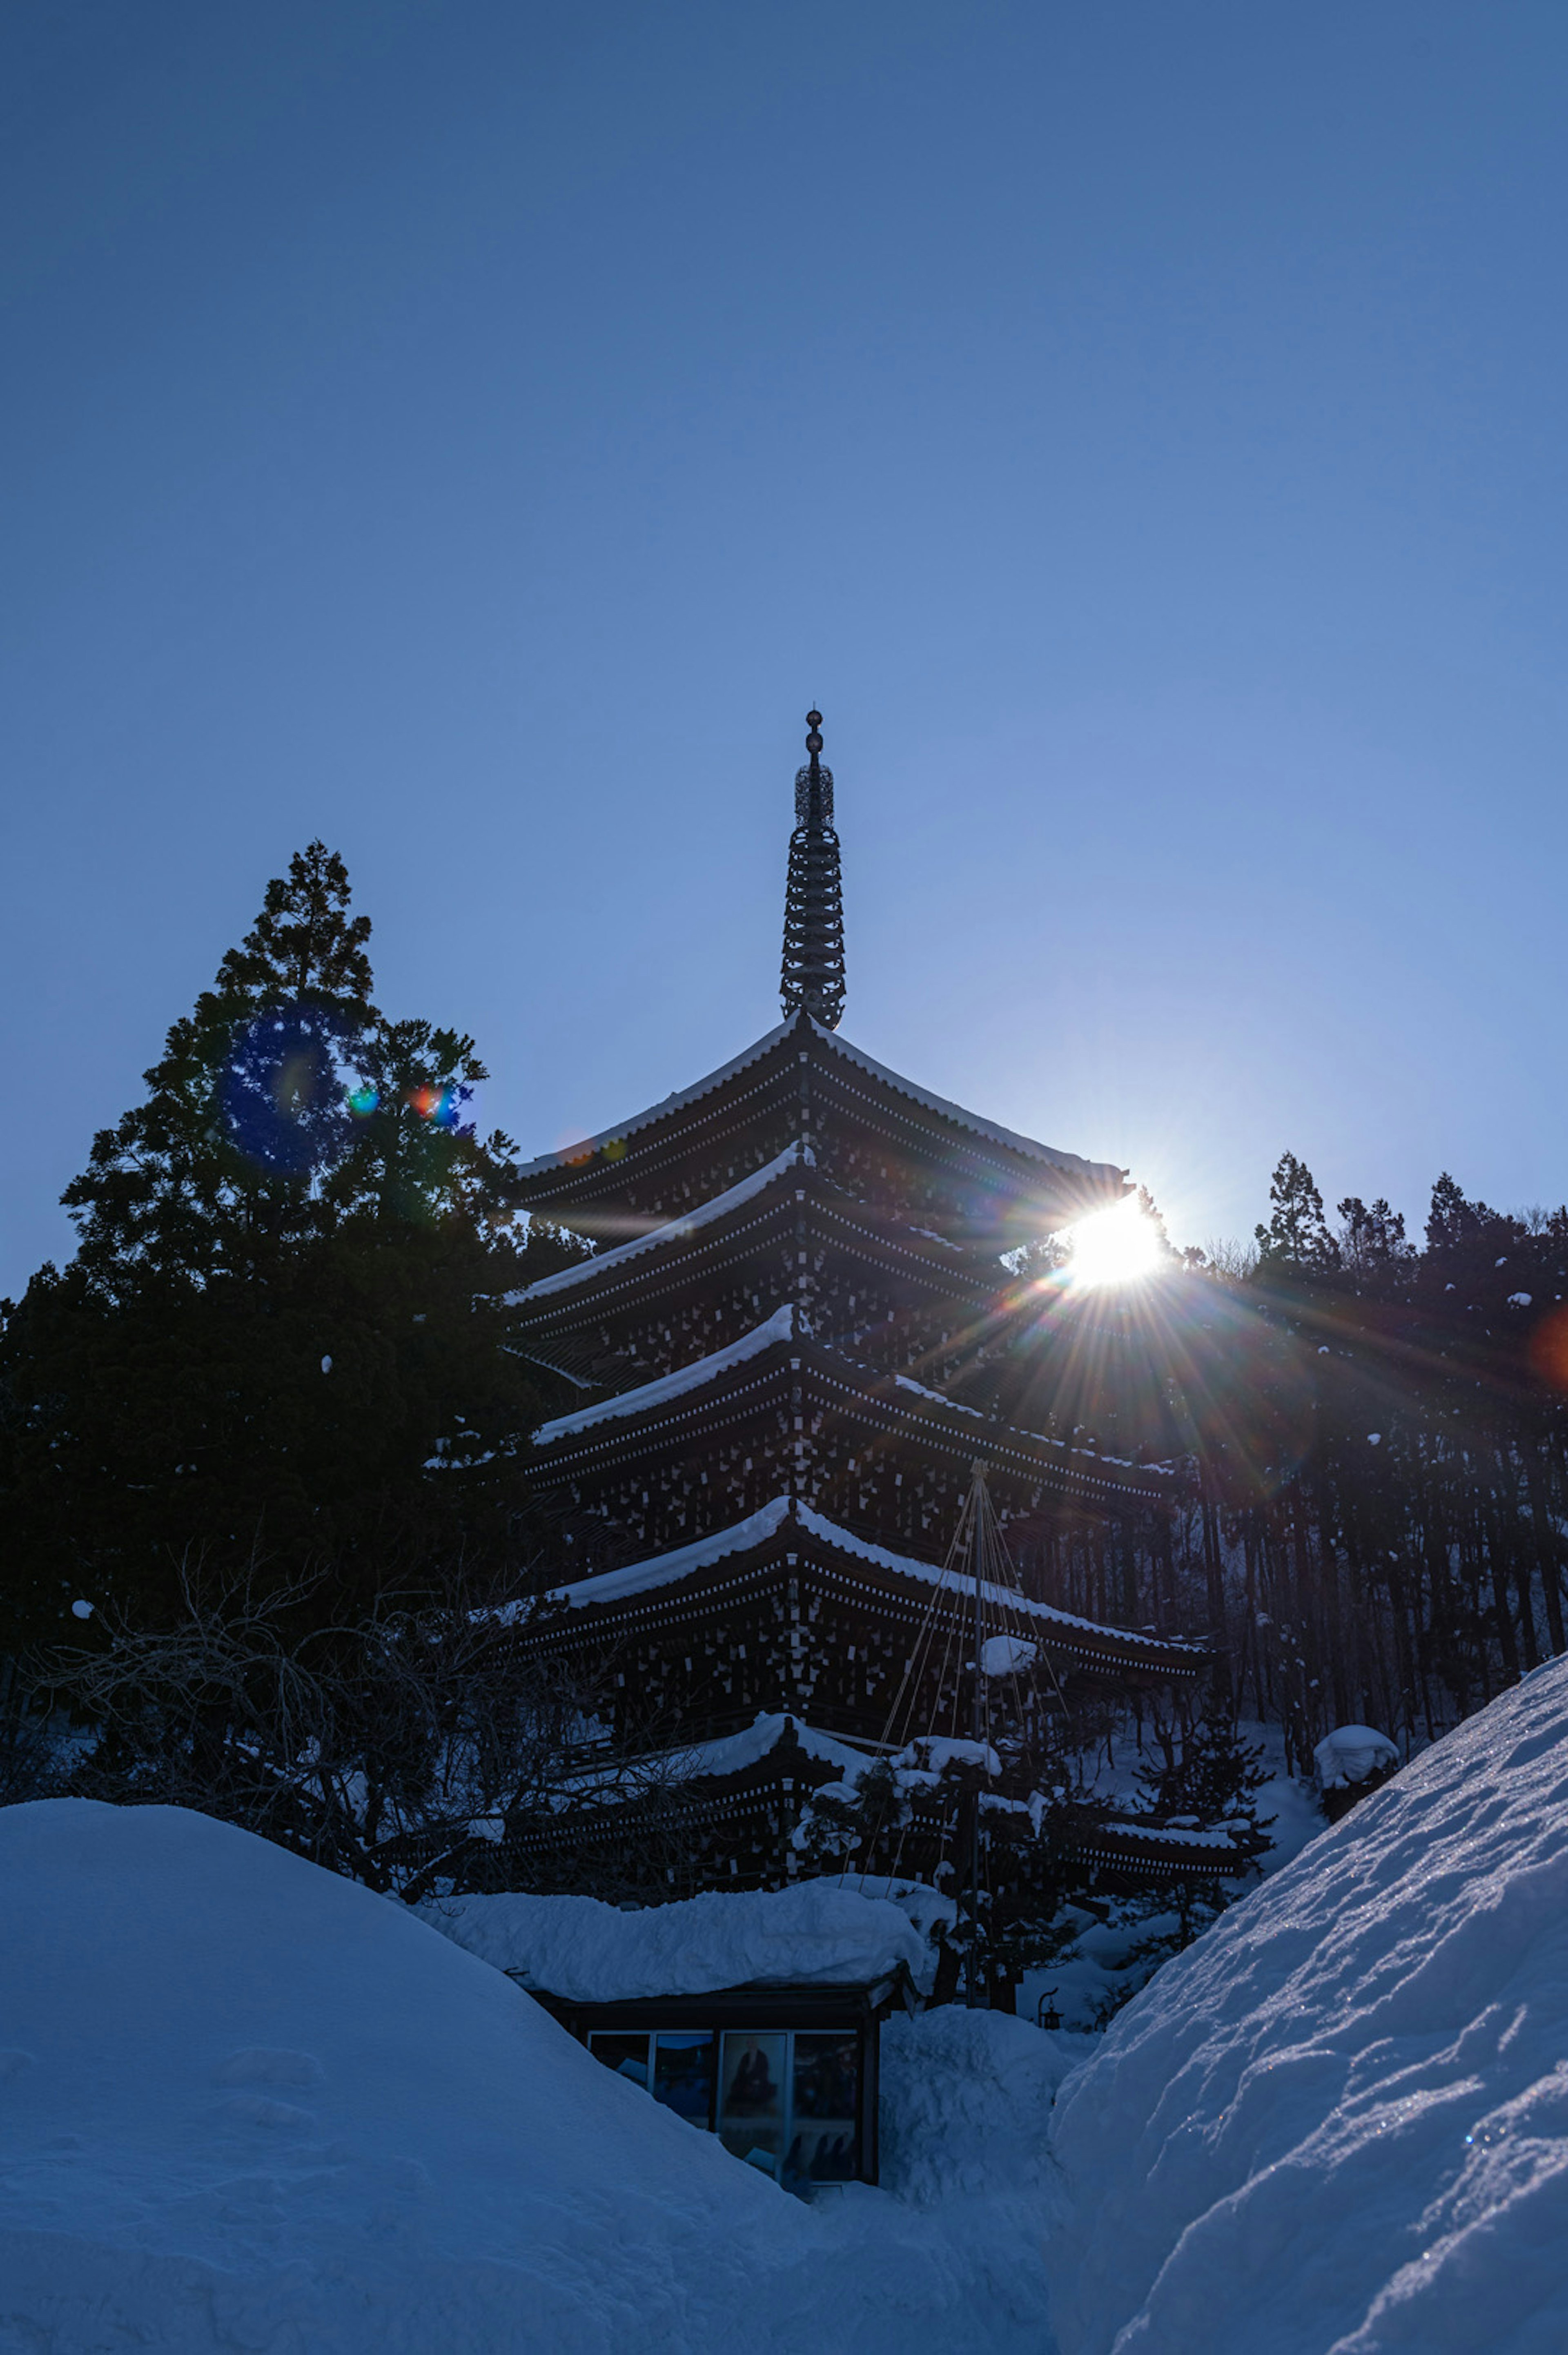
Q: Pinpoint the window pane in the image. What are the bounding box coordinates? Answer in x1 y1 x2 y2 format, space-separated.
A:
719 2030 786 2121
588 2032 650 2088
788 2033 859 2185
718 2030 787 2176
653 2032 715 2124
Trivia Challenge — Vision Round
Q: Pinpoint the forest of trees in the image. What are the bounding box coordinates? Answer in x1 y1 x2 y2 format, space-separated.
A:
1002 1151 1568 1782
3 838 1564 1913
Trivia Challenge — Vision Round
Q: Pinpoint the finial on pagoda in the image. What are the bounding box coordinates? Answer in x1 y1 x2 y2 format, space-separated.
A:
781 708 846 1029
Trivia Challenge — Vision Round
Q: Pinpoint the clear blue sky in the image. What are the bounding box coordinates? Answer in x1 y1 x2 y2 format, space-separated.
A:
6 0 1568 1294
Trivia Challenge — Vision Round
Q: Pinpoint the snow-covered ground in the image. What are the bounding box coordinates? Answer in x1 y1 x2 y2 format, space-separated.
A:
0 1800 1065 2353
9 1655 1568 2353
1047 1651 1568 2353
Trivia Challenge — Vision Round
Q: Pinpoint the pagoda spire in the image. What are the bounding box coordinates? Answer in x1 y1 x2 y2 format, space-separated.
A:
780 709 846 1029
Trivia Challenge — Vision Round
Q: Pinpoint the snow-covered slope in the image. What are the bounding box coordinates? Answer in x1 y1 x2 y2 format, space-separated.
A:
1047 1654 1568 2355
0 1801 1038 2354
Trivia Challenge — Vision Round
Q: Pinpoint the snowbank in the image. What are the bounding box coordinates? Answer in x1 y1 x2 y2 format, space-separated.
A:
880 2004 1089 2208
0 1800 1045 2353
874 2006 1091 2336
419 1878 933 2000
1047 1655 1568 2354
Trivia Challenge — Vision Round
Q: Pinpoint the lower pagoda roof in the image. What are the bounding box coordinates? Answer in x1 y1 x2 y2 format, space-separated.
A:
525 1493 1207 1682
507 1710 1243 1889
530 1307 1175 1512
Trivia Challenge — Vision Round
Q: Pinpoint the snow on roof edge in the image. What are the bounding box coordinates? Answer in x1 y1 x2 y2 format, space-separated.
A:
546 1491 1203 1657
531 1310 1171 1490
504 1144 812 1307
532 1305 798 1444
511 1012 1123 1201
807 1018 1125 1193
512 1019 795 1183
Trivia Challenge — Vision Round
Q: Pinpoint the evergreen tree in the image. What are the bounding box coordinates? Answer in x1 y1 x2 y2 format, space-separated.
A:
1336 1196 1412 1273
1424 1170 1507 1257
0 844 578 1647
1134 1680 1272 1867
1255 1152 1340 1273
62 842 379 1294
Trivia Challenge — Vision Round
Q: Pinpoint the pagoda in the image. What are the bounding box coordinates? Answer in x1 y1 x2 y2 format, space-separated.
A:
500 716 1217 1904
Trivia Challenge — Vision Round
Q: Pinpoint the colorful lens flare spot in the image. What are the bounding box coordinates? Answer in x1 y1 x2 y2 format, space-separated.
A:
347 1084 379 1116
1529 1305 1568 1390
409 1085 460 1128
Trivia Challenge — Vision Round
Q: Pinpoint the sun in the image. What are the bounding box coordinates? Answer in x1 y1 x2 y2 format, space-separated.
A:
1066 1197 1164 1287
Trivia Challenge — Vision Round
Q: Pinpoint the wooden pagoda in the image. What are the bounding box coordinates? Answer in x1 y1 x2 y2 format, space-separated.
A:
500 715 1219 1904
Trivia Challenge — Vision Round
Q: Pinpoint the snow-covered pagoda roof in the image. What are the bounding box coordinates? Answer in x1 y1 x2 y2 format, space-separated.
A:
508 1012 1123 1243
529 1308 1174 1510
501 1494 1203 1682
547 1494 1202 1664
504 1145 816 1306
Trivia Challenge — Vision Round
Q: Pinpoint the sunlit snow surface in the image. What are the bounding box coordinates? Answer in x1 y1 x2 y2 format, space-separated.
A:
1047 1653 1568 2355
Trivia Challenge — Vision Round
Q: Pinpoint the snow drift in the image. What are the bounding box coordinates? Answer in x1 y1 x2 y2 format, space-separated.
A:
1048 1653 1568 2355
0 1801 1036 2353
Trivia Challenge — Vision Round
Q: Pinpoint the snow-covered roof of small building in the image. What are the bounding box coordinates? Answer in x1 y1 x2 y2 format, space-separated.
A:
416 1878 938 2001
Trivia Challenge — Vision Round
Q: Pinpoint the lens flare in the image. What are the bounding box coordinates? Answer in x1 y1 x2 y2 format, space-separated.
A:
1067 1198 1163 1287
347 1084 379 1117
1530 1305 1568 1390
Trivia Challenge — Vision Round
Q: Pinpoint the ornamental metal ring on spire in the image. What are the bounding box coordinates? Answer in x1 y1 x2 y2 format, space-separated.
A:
780 707 846 1029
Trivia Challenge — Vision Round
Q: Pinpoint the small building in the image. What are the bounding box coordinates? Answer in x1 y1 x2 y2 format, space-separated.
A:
418 1880 940 2195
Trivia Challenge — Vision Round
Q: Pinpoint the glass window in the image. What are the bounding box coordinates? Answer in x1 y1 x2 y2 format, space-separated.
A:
786 2033 859 2188
653 2032 715 2125
718 2030 787 2177
588 2024 862 2195
588 2032 650 2088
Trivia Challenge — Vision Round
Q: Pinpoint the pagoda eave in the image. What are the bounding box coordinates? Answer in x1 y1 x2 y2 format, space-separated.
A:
519 1497 1205 1687
509 1014 1123 1242
530 1322 1175 1513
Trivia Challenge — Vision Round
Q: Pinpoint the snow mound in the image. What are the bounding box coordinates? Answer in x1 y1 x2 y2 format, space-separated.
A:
875 2007 1090 2339
1047 1655 1568 2355
419 1878 931 2000
1314 1722 1399 1791
0 1801 1042 2353
881 2005 1088 2207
